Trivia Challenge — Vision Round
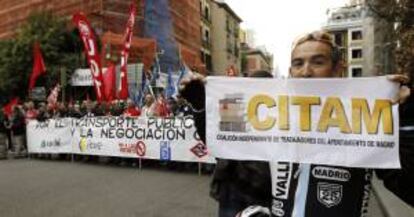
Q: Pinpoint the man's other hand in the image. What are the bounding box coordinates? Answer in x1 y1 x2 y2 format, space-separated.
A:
387 74 411 104
178 74 206 111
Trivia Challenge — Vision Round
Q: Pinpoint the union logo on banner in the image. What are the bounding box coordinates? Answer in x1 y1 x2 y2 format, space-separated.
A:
317 182 343 208
78 21 90 36
160 141 171 161
79 138 87 152
190 143 208 158
135 141 146 157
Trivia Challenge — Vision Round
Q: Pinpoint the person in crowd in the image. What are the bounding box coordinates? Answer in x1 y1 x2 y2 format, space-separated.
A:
67 102 82 118
93 102 107 116
10 105 26 153
179 30 412 217
46 103 57 118
24 101 38 122
154 93 171 117
142 94 156 117
100 101 112 116
36 102 50 122
123 99 141 117
166 97 177 117
54 102 68 118
82 101 95 118
2 110 12 151
0 110 7 152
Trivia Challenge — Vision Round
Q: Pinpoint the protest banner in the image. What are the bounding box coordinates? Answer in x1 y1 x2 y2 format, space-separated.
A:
73 12 105 101
206 76 400 168
118 2 136 99
71 116 213 163
27 118 73 153
71 68 94 86
27 117 214 163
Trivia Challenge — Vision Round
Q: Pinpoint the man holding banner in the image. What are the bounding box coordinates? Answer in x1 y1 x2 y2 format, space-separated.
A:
180 30 412 217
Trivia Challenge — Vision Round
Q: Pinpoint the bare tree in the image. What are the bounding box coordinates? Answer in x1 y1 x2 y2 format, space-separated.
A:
367 0 414 80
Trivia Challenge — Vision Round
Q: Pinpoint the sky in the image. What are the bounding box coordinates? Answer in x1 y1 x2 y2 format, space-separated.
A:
224 0 349 76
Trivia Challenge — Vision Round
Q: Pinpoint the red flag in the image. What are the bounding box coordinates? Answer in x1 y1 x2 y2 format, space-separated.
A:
73 12 105 102
118 2 137 99
103 62 116 102
28 42 46 92
2 98 19 118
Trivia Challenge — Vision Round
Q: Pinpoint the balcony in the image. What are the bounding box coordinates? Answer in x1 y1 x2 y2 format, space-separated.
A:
201 13 211 24
226 22 232 33
200 5 211 23
227 45 233 54
234 28 239 37
202 39 211 49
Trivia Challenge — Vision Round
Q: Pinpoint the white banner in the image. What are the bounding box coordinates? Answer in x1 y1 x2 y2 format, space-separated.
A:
27 118 73 153
71 68 94 86
206 76 400 168
27 117 214 163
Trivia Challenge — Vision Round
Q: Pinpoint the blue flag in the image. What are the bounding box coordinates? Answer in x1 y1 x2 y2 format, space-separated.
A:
165 67 176 98
135 70 147 107
151 56 161 86
176 62 188 91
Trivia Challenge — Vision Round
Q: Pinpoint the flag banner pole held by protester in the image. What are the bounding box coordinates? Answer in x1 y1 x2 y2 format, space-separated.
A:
102 62 116 102
2 98 19 118
135 70 146 107
28 42 46 93
148 60 159 98
118 2 137 100
72 12 105 102
206 76 400 169
165 67 176 99
60 67 67 103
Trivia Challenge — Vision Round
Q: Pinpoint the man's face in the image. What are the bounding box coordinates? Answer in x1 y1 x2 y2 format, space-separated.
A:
145 95 153 105
289 41 338 78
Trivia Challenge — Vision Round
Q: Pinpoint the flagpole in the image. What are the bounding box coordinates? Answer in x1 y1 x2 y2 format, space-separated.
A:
60 67 66 103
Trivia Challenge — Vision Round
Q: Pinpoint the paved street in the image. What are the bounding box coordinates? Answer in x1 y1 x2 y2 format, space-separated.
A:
0 158 409 217
0 159 217 217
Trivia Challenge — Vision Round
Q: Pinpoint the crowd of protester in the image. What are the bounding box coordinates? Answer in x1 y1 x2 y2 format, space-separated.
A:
0 93 198 168
2 93 193 122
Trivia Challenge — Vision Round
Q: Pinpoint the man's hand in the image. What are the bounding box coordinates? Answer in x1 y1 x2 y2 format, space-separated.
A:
178 73 206 111
387 74 411 104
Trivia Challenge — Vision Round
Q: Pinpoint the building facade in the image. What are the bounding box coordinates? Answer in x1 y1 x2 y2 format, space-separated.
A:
199 0 213 73
240 28 273 76
0 0 203 72
210 0 242 76
323 1 394 77
242 48 273 77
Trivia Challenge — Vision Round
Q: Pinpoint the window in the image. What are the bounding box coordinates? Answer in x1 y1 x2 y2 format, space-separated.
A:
204 7 210 21
204 30 209 42
200 51 205 63
334 33 343 46
352 68 362 77
226 17 231 32
351 49 362 59
206 54 212 72
351 30 362 40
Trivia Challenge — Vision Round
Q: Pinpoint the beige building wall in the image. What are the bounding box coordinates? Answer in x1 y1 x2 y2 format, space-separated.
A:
200 0 213 72
211 1 242 76
323 4 393 77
